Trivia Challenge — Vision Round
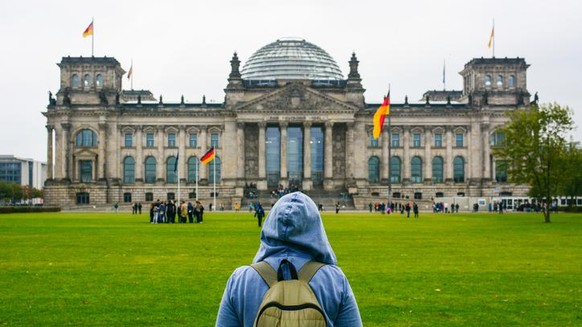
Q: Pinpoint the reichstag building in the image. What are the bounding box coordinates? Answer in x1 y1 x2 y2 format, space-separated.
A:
43 37 531 209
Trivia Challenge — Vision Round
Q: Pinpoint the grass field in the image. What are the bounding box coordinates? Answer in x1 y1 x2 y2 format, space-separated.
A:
1 210 581 326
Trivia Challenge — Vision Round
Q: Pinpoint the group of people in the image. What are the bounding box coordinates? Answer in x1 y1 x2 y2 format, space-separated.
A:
433 202 460 213
149 199 205 224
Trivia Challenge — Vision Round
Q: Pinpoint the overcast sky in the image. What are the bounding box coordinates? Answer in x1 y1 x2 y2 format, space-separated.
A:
1 0 581 162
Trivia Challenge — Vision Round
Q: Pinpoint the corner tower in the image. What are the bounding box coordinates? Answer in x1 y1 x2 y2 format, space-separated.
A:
56 56 125 107
459 57 530 107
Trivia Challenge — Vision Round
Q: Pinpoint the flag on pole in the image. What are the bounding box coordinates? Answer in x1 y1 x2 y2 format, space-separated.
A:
82 21 94 38
200 147 215 165
173 153 179 173
127 64 133 80
487 25 494 48
372 92 390 139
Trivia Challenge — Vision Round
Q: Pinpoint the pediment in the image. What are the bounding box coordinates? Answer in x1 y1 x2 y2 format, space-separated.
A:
235 82 358 113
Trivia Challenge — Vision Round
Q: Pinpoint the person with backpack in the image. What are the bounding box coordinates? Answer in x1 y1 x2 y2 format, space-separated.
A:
215 191 362 327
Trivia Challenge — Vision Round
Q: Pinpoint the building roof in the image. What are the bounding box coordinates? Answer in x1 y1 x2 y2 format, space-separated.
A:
241 37 344 81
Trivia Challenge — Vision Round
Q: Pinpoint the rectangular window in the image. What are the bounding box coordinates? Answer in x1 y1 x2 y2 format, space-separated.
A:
455 133 464 147
145 192 153 202
370 135 379 148
168 133 176 147
79 160 93 183
123 193 132 203
146 133 155 148
76 192 90 204
124 133 133 147
189 134 198 148
413 133 421 147
391 134 400 147
211 133 219 148
434 133 442 148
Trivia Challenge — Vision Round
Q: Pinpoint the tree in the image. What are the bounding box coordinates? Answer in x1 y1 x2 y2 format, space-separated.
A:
493 103 574 223
558 142 582 208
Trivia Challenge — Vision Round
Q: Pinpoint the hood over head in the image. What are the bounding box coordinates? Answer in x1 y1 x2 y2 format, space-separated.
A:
252 192 337 265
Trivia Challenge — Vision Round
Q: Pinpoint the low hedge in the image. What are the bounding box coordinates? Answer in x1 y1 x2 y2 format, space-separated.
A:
0 206 61 214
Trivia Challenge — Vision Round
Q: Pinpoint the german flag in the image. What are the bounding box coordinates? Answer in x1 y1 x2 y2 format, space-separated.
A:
83 21 94 38
200 147 215 165
372 92 390 139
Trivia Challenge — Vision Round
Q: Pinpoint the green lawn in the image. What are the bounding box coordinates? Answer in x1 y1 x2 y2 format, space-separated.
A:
1 211 581 326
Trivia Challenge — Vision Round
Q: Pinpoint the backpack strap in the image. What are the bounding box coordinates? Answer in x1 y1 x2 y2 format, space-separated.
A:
251 262 277 288
297 261 325 282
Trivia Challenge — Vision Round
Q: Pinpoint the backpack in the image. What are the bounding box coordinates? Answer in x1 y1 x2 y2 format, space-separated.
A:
251 259 327 327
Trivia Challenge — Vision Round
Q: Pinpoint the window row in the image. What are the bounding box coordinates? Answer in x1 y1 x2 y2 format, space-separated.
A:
70 73 105 88
370 132 465 148
122 156 222 184
484 74 516 88
73 128 221 148
369 130 506 148
367 156 508 184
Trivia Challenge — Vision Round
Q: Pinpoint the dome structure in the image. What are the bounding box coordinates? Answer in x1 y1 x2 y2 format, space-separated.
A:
241 37 344 81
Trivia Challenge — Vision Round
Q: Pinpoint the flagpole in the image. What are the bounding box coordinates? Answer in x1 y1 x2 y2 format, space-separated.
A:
195 160 199 201
213 150 216 211
387 86 392 210
91 18 94 57
130 59 134 90
492 19 495 58
442 59 446 91
177 153 180 204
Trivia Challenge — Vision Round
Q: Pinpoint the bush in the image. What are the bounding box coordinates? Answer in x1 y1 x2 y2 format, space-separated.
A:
0 206 61 214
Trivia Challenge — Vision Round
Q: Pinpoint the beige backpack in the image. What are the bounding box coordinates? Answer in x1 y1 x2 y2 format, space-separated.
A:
251 260 327 327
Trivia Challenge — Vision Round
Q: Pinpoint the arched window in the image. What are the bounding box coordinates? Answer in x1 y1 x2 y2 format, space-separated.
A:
390 156 401 183
508 75 516 87
453 156 465 183
123 157 135 184
368 156 380 184
484 75 492 86
188 156 199 183
96 74 104 87
208 157 221 184
166 156 178 184
411 156 423 183
71 74 81 88
75 129 97 147
496 74 503 87
144 156 156 183
432 156 444 183
83 74 92 87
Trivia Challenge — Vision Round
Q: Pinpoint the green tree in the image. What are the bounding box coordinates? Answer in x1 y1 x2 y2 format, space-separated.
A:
558 142 582 208
493 103 574 223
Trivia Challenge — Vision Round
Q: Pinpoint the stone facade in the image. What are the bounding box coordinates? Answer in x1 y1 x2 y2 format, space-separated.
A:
43 52 531 209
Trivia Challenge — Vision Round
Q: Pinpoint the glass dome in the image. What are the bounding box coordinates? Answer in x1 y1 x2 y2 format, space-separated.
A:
241 37 344 81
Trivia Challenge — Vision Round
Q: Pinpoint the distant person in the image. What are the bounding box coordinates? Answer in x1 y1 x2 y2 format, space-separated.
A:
216 191 362 326
336 202 340 214
413 202 419 218
254 203 265 227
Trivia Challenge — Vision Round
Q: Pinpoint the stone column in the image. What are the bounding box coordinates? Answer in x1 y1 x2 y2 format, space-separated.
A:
445 126 453 181
62 123 72 181
303 122 312 190
482 124 491 181
54 125 63 180
46 125 53 180
402 127 410 183
280 122 288 183
346 122 354 179
424 127 432 181
258 122 266 180
135 125 143 182
98 123 107 180
237 123 245 180
156 125 164 182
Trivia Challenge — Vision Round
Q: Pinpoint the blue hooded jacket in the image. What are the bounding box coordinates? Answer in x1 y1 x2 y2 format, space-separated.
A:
216 192 362 326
